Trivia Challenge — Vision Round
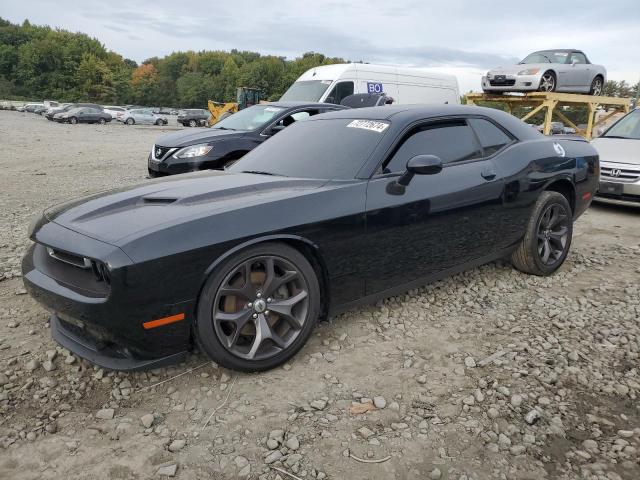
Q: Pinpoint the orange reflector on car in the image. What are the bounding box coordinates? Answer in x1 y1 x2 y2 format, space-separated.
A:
143 313 185 330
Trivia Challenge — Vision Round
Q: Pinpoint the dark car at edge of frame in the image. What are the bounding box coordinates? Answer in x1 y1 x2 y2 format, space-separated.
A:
22 105 599 372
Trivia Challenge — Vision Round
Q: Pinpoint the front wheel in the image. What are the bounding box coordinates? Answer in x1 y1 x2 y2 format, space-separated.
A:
125 118 135 125
196 242 321 372
538 72 556 92
188 119 197 127
69 117 78 125
155 119 164 126
511 191 573 276
99 118 106 125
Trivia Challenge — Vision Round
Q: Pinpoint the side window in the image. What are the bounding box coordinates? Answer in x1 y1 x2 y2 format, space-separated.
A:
384 121 482 173
325 81 354 104
468 118 513 156
570 52 586 64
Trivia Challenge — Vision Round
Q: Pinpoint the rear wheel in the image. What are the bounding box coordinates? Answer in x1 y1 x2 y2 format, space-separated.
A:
99 118 106 125
196 243 321 372
590 76 604 96
155 119 164 126
125 118 134 125
69 117 78 125
188 119 197 127
538 72 556 92
511 191 572 276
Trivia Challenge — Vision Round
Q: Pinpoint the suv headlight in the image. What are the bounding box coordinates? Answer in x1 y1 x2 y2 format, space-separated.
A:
517 68 540 75
173 144 213 159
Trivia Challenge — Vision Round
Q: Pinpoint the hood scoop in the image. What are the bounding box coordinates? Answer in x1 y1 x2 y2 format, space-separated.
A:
142 196 178 205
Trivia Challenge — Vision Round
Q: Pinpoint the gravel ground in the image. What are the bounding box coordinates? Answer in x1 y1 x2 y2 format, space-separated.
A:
0 110 639 480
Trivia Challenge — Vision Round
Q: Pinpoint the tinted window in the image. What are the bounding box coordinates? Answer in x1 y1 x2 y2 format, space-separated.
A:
570 52 587 64
229 118 387 179
603 109 640 140
214 105 284 131
384 121 482 173
468 118 512 156
326 82 354 104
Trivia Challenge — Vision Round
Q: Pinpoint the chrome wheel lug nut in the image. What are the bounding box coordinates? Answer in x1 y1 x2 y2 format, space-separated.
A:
256 292 262 298
252 313 258 319
267 297 272 303
247 302 253 308
264 310 270 316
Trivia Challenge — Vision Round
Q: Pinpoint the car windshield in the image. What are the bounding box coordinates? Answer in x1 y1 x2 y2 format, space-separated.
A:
228 118 389 179
279 80 333 102
602 110 640 140
520 51 569 64
213 105 284 131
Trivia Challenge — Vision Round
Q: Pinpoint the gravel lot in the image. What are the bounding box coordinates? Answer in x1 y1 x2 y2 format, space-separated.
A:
0 110 639 480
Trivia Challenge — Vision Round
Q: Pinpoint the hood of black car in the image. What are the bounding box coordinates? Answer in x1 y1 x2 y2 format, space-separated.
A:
44 171 326 245
155 128 247 148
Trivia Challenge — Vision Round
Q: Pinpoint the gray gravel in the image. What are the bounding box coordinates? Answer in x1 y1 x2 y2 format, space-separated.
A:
0 110 639 479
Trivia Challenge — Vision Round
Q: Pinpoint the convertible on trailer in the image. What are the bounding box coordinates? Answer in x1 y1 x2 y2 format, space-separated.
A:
23 105 598 372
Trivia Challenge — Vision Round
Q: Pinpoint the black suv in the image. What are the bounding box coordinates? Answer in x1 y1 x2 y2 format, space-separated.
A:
177 109 211 127
149 102 346 177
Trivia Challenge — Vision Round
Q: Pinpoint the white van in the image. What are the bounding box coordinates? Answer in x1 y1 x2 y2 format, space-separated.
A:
279 63 459 105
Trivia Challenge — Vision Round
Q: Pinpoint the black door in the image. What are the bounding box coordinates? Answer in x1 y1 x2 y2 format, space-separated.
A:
363 119 506 294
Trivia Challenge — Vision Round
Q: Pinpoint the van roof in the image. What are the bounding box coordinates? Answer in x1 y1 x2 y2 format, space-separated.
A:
296 63 458 85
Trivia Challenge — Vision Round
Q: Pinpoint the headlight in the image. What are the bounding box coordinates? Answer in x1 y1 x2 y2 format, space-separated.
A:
517 68 540 75
173 143 213 159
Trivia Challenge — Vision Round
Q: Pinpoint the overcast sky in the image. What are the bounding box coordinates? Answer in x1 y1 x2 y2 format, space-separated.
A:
4 0 640 93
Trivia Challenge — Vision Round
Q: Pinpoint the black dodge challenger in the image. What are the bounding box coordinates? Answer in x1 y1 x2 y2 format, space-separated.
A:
23 105 599 372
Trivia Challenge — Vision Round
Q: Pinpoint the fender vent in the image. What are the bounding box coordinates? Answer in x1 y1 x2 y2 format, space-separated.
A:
142 197 178 205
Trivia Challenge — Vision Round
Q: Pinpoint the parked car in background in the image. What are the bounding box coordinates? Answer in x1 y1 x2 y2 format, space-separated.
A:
33 105 48 115
149 102 346 177
46 103 102 121
53 107 112 124
483 49 606 95
23 105 598 372
103 105 126 118
280 63 460 105
177 109 211 127
592 108 640 207
121 109 168 126
23 103 45 113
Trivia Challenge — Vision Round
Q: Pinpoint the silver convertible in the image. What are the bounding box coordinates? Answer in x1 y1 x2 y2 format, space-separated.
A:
482 49 606 95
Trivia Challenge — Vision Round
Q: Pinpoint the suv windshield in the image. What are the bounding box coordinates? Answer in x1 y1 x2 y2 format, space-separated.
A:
279 80 333 102
228 118 389 179
602 110 640 140
520 51 569 64
214 105 284 131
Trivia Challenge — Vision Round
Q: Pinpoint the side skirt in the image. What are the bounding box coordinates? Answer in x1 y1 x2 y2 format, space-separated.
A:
328 244 518 318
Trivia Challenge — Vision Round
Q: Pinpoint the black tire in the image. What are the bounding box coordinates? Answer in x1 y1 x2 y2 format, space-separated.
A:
125 118 135 125
99 118 106 125
188 119 197 127
196 242 321 372
538 71 557 92
511 191 573 276
589 76 604 96
155 119 163 126
69 117 78 125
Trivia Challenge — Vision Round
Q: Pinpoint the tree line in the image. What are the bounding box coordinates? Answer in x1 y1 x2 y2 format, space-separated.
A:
0 17 346 107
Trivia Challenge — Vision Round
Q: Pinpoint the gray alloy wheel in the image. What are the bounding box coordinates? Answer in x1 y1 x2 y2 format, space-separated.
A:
99 118 106 125
188 119 197 127
69 116 78 125
196 242 320 371
511 191 573 276
538 72 556 92
590 77 603 96
125 118 135 125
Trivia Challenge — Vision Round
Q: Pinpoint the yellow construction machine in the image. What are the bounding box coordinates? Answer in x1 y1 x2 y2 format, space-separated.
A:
207 87 262 126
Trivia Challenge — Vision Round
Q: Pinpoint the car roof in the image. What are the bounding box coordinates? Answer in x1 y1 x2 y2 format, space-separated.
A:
533 49 581 53
265 101 348 110
309 104 541 140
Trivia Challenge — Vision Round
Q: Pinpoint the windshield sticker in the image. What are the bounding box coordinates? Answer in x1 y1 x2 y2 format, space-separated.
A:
347 120 389 133
264 107 283 112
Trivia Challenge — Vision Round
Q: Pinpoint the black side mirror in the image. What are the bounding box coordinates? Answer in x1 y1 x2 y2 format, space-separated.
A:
398 155 443 186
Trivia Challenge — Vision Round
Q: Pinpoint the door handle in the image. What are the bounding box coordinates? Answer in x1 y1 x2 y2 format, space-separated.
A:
481 167 497 180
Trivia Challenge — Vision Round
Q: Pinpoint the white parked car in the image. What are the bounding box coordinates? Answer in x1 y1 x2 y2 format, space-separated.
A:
279 63 459 105
103 105 126 119
592 108 640 207
121 109 168 126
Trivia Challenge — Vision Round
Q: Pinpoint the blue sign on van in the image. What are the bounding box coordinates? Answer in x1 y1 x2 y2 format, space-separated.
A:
367 82 384 94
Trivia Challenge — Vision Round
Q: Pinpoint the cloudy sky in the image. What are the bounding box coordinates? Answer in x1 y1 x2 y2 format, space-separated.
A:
4 0 640 93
